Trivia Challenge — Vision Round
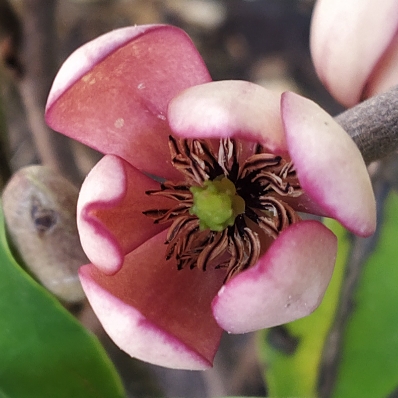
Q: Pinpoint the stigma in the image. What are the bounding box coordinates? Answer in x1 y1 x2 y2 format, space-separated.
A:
190 177 245 231
144 136 303 281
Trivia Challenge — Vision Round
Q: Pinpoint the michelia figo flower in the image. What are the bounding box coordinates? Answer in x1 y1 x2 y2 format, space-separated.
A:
45 25 376 370
310 0 398 107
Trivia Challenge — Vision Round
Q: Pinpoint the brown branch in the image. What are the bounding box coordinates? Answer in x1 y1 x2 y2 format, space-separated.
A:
335 85 398 164
18 0 82 184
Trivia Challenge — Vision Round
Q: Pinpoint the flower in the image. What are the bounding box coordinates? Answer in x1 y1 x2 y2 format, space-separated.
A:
45 25 376 370
310 0 398 107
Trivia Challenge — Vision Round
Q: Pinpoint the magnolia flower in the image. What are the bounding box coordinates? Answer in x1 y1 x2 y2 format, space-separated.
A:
45 25 376 370
310 0 398 107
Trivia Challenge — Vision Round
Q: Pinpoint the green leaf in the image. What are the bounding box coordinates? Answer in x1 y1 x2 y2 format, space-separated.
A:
332 191 398 397
0 205 125 398
259 220 351 397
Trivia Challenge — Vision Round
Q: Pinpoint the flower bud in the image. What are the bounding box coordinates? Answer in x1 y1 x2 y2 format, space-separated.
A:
2 165 87 303
310 0 398 107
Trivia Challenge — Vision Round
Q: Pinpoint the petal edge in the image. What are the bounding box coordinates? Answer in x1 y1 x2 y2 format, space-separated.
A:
281 91 376 237
46 25 211 179
77 155 171 274
212 220 337 333
168 80 287 153
80 266 212 370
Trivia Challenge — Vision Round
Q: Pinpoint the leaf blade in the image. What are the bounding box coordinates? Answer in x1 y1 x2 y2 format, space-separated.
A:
332 192 398 397
0 205 125 398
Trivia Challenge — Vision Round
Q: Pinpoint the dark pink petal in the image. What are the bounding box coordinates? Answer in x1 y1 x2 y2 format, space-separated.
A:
77 155 173 274
310 0 398 107
272 192 327 217
45 25 211 180
212 220 337 333
79 230 225 369
281 91 376 237
168 81 288 154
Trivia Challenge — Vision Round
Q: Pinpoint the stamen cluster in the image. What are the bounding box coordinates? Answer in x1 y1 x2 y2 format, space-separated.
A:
144 136 303 281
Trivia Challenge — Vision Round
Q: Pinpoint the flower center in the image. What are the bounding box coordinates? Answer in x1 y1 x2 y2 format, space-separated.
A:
190 177 245 232
143 136 303 281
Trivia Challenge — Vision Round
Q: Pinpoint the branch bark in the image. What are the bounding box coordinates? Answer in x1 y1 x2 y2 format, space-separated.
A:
336 85 398 164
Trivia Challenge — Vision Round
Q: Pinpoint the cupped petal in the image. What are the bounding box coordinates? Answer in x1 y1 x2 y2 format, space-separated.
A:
212 220 337 333
310 0 398 107
77 155 173 274
365 31 398 98
79 230 225 369
281 91 376 237
45 25 211 180
168 80 287 154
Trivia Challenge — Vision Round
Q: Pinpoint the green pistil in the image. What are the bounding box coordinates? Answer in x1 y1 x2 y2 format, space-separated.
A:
190 177 245 232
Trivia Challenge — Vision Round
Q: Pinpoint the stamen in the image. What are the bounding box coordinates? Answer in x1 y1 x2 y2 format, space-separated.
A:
144 136 303 282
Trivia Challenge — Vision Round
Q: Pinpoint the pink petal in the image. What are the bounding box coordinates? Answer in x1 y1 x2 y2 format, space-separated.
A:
281 91 376 237
168 81 287 154
77 155 173 274
45 25 211 180
271 191 328 217
310 0 398 107
212 220 337 333
79 230 225 370
365 30 398 97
